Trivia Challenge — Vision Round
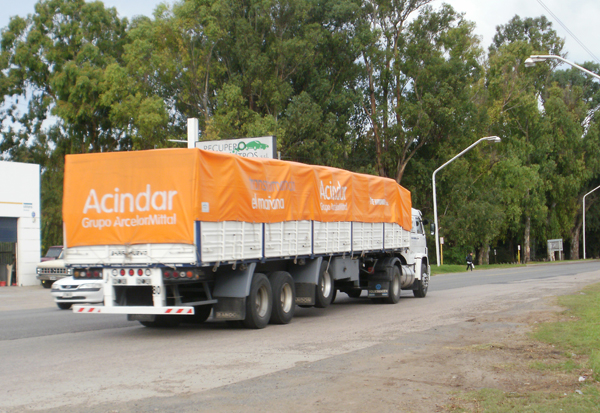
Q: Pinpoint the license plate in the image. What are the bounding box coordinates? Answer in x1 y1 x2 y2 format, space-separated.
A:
62 292 73 298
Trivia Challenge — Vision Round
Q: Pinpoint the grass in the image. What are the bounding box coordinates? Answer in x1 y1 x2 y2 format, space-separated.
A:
448 282 600 412
450 387 600 412
532 283 600 381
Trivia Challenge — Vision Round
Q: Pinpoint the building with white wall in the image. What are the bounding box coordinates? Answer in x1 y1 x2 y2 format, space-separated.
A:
0 161 41 286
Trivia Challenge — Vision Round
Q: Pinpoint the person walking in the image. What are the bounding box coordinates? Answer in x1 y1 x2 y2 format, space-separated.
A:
466 252 474 271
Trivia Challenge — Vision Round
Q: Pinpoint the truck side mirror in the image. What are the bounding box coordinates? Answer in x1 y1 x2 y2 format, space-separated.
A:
430 223 435 236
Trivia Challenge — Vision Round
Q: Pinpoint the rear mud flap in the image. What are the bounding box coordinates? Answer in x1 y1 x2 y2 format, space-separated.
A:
295 282 316 305
214 297 246 321
368 280 390 298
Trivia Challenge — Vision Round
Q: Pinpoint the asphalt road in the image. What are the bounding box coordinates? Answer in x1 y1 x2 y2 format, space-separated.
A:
0 261 598 412
430 261 600 290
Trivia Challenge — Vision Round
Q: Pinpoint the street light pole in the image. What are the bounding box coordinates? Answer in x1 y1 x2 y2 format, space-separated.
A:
524 55 600 81
583 185 600 259
432 136 501 266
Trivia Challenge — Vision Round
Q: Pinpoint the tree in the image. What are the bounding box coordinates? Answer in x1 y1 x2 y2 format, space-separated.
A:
1 0 170 249
485 16 564 263
356 2 483 183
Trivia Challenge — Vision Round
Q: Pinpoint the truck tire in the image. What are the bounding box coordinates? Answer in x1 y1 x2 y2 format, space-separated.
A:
42 280 53 289
268 271 296 324
243 273 272 329
186 305 212 324
413 262 429 298
384 265 401 304
56 302 72 310
314 261 334 308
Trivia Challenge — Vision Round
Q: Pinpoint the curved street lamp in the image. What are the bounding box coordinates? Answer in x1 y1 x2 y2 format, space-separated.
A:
524 55 600 81
583 185 600 259
432 136 501 266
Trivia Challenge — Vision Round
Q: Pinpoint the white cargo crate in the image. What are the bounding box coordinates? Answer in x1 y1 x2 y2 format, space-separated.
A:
200 221 263 262
384 223 410 249
353 222 384 252
264 220 312 258
313 221 352 254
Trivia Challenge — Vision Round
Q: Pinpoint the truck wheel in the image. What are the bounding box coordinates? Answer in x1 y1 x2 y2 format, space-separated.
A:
268 271 296 324
314 261 334 308
56 302 72 310
186 305 212 324
413 262 429 298
42 280 53 289
243 273 272 329
384 265 401 304
140 316 181 328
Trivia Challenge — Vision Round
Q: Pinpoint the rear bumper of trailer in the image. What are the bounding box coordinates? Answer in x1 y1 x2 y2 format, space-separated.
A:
72 305 196 315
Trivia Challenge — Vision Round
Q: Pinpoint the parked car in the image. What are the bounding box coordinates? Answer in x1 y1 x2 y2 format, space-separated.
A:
51 276 104 310
36 249 71 288
41 246 63 262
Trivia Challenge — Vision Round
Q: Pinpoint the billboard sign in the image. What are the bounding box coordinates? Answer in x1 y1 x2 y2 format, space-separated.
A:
195 136 277 159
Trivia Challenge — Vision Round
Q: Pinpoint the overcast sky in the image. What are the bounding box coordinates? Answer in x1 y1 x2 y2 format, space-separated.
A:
1 0 599 66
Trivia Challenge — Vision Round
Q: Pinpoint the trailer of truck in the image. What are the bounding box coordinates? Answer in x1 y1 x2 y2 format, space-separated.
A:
65 148 429 328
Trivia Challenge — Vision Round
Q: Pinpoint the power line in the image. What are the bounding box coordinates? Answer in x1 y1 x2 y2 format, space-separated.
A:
535 0 600 65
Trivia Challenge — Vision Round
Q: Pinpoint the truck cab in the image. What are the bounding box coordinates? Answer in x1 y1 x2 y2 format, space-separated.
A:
408 208 428 264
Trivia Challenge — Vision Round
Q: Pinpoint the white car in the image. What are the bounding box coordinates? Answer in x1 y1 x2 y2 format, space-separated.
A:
51 276 104 310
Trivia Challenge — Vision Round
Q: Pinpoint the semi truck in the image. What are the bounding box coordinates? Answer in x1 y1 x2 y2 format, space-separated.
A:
65 148 430 328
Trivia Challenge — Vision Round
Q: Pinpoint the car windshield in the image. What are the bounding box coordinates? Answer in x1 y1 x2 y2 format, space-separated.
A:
45 247 62 258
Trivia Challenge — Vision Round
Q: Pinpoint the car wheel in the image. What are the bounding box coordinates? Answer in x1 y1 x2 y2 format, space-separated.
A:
56 302 72 310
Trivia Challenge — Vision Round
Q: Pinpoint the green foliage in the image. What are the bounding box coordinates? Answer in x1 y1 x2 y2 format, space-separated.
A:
0 0 173 248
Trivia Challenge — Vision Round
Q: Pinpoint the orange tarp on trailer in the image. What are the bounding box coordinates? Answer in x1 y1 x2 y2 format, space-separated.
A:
63 149 412 247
